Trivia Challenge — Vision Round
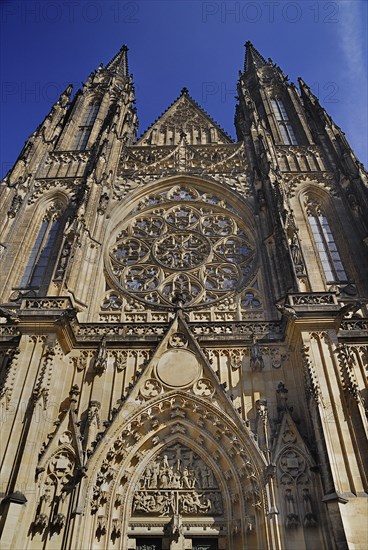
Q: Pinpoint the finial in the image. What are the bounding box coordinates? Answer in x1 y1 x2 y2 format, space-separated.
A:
180 87 189 96
172 292 186 309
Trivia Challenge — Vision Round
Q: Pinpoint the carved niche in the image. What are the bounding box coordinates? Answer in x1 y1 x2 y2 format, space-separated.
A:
277 439 318 529
132 444 223 517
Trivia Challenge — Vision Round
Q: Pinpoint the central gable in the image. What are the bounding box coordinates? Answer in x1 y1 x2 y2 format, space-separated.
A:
137 89 233 146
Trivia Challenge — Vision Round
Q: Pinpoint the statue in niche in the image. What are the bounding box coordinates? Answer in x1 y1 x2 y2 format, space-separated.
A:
97 192 109 215
303 488 318 528
285 489 299 529
94 337 107 373
7 194 23 218
54 240 72 281
250 335 264 371
290 234 305 274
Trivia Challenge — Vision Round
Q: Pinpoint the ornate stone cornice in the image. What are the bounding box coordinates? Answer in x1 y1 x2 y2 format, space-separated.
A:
1 297 367 351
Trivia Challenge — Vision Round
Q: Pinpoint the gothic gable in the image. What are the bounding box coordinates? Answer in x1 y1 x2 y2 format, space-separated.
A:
273 410 321 533
137 91 233 146
95 310 256 427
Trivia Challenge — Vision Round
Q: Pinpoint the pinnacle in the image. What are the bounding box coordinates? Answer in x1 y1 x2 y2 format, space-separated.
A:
298 77 318 100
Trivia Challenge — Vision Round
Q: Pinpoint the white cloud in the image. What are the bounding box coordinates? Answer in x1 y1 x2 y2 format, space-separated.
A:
335 0 367 165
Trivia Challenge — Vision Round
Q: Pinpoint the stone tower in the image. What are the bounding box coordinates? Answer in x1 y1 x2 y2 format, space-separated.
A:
0 42 367 550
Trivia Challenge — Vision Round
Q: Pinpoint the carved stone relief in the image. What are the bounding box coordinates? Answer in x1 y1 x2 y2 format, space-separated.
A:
204 345 288 372
132 444 223 517
34 448 75 533
276 416 318 531
99 286 263 323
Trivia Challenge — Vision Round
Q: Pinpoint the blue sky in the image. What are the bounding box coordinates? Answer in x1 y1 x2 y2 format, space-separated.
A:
1 0 367 178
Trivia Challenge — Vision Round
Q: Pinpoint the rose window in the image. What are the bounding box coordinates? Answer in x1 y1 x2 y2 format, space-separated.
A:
107 189 256 308
154 233 211 269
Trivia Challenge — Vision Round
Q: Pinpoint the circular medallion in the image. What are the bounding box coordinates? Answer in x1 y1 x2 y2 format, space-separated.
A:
153 232 211 270
156 349 200 387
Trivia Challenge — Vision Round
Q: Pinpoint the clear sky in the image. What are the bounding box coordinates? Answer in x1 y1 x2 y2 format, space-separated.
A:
1 0 367 178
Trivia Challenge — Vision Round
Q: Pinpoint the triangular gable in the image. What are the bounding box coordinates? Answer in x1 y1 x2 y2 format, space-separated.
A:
122 311 242 422
137 91 233 146
272 410 315 467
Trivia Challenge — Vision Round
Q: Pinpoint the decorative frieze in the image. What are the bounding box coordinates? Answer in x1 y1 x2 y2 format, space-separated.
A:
287 292 338 306
204 345 287 371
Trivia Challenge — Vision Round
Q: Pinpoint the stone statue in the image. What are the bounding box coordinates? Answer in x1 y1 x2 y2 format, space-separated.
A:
250 335 264 371
94 337 107 373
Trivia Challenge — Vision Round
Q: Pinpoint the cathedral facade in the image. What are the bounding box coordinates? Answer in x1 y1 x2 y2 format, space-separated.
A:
0 43 367 550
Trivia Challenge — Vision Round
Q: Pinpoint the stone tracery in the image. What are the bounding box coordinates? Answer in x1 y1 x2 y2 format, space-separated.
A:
107 186 256 308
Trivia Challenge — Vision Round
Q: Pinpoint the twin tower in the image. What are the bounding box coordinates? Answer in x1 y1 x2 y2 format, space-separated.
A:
0 42 367 550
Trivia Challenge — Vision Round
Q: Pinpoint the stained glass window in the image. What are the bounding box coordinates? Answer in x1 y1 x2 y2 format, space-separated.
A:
306 200 347 283
74 103 100 150
271 98 298 145
20 218 60 288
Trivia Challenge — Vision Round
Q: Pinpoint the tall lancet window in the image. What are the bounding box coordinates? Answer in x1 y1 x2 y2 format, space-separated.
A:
306 199 347 283
74 102 100 150
20 207 62 289
271 98 298 145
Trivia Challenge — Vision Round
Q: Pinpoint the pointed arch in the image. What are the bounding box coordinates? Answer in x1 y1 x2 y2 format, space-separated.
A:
76 391 270 549
299 186 348 285
273 412 326 544
17 193 70 293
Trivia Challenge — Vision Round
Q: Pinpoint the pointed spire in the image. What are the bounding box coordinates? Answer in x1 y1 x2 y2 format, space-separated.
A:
244 41 267 73
106 44 129 78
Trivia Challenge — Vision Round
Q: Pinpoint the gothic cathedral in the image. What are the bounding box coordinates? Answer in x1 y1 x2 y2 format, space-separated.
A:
0 43 367 550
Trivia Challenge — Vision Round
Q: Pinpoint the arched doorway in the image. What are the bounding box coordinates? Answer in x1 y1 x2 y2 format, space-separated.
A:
79 389 271 550
129 443 225 549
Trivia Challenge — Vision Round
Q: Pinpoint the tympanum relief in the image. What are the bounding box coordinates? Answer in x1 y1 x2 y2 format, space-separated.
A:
132 444 223 517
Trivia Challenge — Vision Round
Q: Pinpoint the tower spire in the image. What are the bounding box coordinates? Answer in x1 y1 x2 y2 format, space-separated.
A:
105 44 129 79
244 41 268 73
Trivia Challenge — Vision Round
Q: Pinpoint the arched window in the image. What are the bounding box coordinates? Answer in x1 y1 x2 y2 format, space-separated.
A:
306 199 347 283
20 205 63 290
73 102 100 150
271 98 298 145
